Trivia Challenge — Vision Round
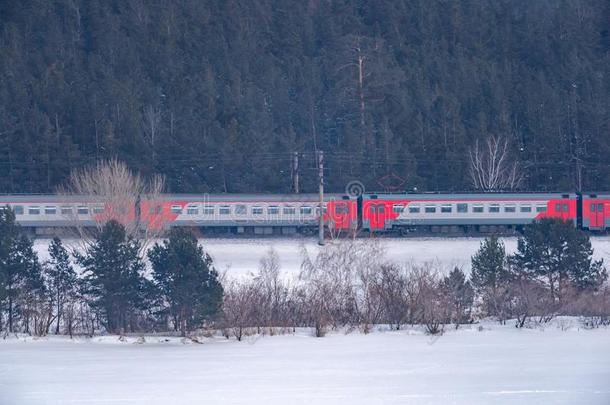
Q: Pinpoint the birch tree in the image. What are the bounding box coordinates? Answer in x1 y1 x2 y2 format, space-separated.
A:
469 136 524 191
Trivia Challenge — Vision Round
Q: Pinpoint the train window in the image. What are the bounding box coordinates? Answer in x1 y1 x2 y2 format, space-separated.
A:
252 206 264 215
235 205 247 215
28 206 40 215
149 205 162 215
300 206 313 215
457 203 468 213
597 203 604 212
393 204 404 214
473 205 484 213
520 205 532 213
219 206 231 215
283 206 296 215
335 204 349 214
186 206 199 215
77 206 89 215
203 206 215 215
488 204 500 213
536 205 547 213
171 205 182 214
61 206 72 215
441 205 452 213
555 203 566 212
13 205 24 215
504 205 516 213
409 206 420 214
425 206 436 213
92 206 103 214
376 205 385 213
590 203 597 212
267 206 279 215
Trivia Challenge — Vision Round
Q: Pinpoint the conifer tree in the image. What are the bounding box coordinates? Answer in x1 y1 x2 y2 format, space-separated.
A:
0 207 44 333
76 220 148 335
470 235 511 321
512 218 607 301
44 237 78 334
148 228 223 336
440 267 474 327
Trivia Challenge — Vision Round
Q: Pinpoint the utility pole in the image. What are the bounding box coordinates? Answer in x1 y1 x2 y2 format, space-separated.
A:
292 152 299 193
317 150 325 246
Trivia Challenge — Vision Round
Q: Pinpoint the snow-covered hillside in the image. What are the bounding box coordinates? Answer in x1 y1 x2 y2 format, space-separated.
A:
1 321 609 405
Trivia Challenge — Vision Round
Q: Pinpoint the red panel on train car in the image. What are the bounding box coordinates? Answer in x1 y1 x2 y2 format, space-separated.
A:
362 199 409 231
535 198 577 222
325 200 357 230
95 200 186 231
583 199 608 230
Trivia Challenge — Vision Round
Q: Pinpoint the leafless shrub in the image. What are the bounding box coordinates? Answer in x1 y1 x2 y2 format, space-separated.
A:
509 278 551 328
417 271 447 335
562 285 610 328
221 280 256 341
378 264 409 330
299 240 385 334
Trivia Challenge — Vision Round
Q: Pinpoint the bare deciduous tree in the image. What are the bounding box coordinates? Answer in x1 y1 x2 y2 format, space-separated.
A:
58 159 166 248
469 135 524 191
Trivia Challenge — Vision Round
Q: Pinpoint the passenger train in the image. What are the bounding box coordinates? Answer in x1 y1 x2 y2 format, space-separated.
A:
0 192 608 236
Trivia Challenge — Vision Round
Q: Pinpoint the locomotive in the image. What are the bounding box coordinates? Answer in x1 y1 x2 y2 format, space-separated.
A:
0 192 608 236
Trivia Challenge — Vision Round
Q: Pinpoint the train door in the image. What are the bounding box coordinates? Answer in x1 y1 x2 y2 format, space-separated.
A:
589 200 605 230
368 204 386 230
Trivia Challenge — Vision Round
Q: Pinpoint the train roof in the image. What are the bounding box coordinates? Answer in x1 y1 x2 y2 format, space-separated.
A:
0 193 350 203
362 192 577 200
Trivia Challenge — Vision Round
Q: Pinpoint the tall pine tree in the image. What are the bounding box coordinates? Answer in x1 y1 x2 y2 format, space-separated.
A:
76 220 149 335
0 206 43 333
44 237 78 335
470 235 512 321
149 228 223 336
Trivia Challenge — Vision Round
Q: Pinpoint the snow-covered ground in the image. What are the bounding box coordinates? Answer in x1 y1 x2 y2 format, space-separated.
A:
1 321 609 405
33 236 610 278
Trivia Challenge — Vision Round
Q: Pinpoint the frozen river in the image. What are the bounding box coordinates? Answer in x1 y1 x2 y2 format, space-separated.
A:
1 322 609 405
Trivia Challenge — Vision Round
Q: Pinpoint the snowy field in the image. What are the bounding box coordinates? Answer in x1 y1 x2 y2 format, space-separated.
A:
33 236 610 278
1 321 609 405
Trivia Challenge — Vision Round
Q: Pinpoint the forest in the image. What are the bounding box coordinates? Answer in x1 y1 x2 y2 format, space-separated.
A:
0 0 609 194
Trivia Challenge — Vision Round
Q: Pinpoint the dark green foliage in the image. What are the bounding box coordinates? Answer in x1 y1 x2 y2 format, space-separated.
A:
76 220 150 334
512 218 608 300
44 237 78 334
148 228 223 336
470 235 512 320
471 235 510 293
440 267 474 327
0 1 609 193
0 206 44 333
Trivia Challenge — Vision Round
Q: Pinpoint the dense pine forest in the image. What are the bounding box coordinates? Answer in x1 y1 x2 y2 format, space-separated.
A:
0 0 609 194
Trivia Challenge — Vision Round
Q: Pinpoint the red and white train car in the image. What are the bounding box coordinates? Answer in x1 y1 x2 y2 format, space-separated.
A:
361 193 578 233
